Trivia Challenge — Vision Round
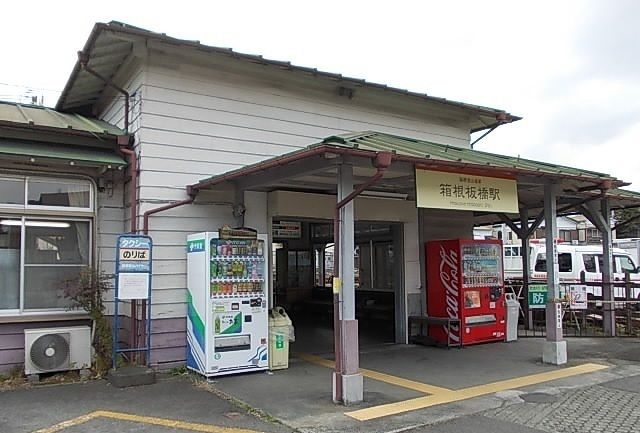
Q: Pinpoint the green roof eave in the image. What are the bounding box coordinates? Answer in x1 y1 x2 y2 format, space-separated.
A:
0 139 126 167
322 131 618 182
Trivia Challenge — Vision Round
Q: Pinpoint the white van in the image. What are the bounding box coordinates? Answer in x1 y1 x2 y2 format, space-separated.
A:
529 244 640 300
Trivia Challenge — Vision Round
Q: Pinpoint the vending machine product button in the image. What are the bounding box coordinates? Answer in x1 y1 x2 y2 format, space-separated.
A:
231 303 240 310
244 315 253 322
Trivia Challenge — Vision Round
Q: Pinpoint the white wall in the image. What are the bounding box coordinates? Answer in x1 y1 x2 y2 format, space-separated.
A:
133 51 474 323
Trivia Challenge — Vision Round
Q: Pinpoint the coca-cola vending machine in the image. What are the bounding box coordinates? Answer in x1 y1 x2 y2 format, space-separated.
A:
426 239 506 346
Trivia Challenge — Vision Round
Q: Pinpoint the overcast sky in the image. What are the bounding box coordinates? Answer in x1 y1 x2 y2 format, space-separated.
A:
2 1 638 191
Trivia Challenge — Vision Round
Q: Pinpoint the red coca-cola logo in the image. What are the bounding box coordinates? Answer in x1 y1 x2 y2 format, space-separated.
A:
439 245 460 343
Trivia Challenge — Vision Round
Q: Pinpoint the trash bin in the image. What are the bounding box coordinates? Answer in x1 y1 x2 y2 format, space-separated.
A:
269 306 294 370
505 293 519 342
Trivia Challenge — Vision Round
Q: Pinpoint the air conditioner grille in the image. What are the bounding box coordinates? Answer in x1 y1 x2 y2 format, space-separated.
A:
30 333 70 371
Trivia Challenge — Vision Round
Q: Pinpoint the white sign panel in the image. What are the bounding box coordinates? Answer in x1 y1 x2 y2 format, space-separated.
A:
118 273 150 300
272 221 301 239
567 285 588 310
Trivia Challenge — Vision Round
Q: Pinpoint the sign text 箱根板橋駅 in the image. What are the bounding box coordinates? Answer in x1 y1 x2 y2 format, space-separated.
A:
415 169 518 213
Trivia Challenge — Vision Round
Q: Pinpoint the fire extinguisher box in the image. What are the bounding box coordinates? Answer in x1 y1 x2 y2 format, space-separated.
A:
426 239 506 346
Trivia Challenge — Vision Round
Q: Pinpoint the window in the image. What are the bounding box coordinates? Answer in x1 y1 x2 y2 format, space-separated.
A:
0 219 20 309
287 250 311 288
583 254 597 272
534 253 572 272
0 176 92 211
615 255 638 274
28 180 90 209
559 230 572 242
0 175 93 314
0 178 24 205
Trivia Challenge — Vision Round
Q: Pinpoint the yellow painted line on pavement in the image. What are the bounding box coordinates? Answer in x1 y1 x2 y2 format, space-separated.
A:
359 367 451 395
346 362 609 421
31 412 97 433
32 410 265 433
295 352 451 394
95 410 264 433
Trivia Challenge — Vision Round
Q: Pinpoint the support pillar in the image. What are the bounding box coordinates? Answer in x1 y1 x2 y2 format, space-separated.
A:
333 162 363 404
582 198 616 336
519 208 534 330
543 183 567 365
600 198 615 336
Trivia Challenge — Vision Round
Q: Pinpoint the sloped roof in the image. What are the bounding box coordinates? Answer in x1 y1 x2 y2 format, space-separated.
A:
56 21 520 132
189 132 640 222
319 132 619 183
0 101 124 137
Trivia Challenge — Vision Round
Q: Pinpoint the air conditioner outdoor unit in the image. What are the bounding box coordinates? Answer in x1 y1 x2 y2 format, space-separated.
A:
24 326 91 375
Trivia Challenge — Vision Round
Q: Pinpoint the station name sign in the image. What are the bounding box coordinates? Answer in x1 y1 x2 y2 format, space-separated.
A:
415 169 518 213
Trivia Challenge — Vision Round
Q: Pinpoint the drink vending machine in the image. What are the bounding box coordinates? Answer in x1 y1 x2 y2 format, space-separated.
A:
186 231 268 377
426 239 506 346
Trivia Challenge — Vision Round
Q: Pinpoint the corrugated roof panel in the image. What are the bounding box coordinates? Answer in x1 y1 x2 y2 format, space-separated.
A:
323 132 615 180
0 139 126 167
0 101 124 136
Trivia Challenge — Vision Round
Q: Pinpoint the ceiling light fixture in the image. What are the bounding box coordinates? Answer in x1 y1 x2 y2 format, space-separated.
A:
0 220 71 228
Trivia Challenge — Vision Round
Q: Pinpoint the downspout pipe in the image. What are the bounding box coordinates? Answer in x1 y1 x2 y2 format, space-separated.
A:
78 51 130 133
78 51 139 359
140 194 196 366
142 196 196 235
332 151 393 402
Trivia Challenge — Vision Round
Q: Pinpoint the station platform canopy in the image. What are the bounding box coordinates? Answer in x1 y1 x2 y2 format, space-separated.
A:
188 131 640 225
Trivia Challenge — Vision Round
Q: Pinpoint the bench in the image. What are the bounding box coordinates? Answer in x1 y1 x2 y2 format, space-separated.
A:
408 315 462 348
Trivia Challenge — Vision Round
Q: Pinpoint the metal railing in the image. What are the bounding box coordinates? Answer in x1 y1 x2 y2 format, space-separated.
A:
505 276 640 338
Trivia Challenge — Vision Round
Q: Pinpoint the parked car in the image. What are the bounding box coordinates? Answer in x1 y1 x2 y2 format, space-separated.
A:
528 244 640 302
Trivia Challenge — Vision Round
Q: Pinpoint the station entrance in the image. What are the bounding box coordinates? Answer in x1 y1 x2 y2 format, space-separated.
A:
272 219 404 352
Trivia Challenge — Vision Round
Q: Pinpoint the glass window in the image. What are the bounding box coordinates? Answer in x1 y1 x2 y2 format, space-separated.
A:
374 242 394 291
0 219 21 309
558 253 572 272
356 243 372 290
534 253 572 272
583 254 597 272
286 250 311 288
23 220 90 310
28 180 90 209
324 244 334 287
0 178 24 205
615 255 638 274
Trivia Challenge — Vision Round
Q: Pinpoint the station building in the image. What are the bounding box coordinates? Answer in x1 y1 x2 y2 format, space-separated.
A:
1 22 639 389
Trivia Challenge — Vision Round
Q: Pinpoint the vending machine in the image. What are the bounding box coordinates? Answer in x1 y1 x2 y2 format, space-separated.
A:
426 239 506 346
186 231 268 377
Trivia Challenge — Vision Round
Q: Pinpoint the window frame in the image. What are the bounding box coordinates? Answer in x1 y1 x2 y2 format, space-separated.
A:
0 173 96 318
0 175 94 213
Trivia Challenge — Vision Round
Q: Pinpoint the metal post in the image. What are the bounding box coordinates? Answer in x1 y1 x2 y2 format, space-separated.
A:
543 183 567 364
519 208 533 330
601 198 615 336
332 162 363 404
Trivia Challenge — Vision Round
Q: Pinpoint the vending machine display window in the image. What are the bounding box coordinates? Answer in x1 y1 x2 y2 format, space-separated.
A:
464 291 481 308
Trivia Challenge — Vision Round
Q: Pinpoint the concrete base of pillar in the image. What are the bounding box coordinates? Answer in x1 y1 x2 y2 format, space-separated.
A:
342 372 364 405
543 340 567 365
